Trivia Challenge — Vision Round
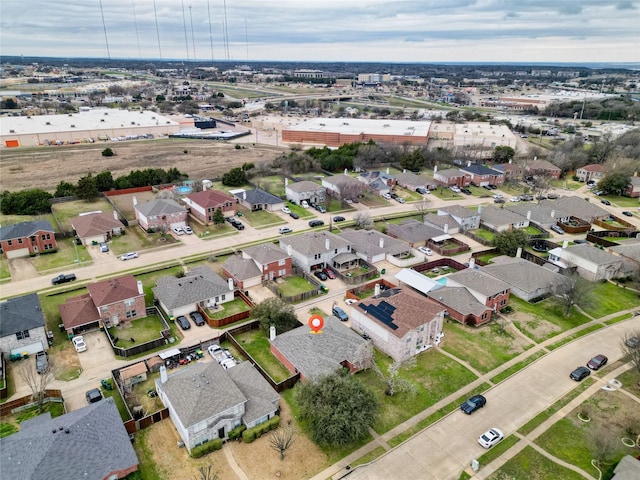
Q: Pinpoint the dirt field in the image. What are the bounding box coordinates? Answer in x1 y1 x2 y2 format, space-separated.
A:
0 139 287 193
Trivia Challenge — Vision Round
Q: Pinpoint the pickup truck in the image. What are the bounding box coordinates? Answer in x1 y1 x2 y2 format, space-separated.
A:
51 273 77 285
36 351 49 374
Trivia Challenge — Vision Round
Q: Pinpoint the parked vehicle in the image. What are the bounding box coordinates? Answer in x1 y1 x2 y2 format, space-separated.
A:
622 211 633 217
233 222 245 230
416 187 428 194
120 252 138 261
99 242 109 252
332 306 349 321
382 192 392 200
72 336 87 353
36 351 49 374
51 273 77 285
301 200 309 208
309 220 324 227
547 193 558 199
418 246 433 256
570 366 591 381
172 226 184 235
189 311 206 327
313 270 328 281
176 315 191 330
86 388 103 404
333 216 345 222
323 267 336 279
587 354 608 370
460 394 486 414
279 226 293 234
289 212 299 219
395 197 406 203
494 198 505 204
550 225 565 235
601 199 611 206
316 205 327 213
282 206 291 214
478 428 503 449
183 226 193 235
461 188 472 195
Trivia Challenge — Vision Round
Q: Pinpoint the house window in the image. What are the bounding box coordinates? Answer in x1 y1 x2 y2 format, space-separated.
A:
44 244 53 251
16 330 30 340
278 259 286 266
126 310 137 319
101 306 109 314
221 294 226 301
124 298 135 307
17 238 23 244
42 233 51 240
7 240 12 246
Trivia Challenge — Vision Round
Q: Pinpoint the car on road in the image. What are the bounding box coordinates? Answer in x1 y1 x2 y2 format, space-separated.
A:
587 354 608 370
547 193 558 199
323 267 336 279
233 222 245 230
282 206 291 214
120 252 138 261
333 216 345 222
172 226 184 235
460 394 486 414
189 311 206 327
622 211 633 217
183 226 193 235
570 365 591 381
494 198 505 204
478 428 504 449
36 351 49 374
309 220 324 227
601 199 611 206
289 212 299 219
176 315 191 330
550 225 565 235
279 226 293 234
72 335 87 353
86 388 103 404
418 246 433 256
313 270 328 281
51 273 77 285
332 306 349 321
99 242 109 252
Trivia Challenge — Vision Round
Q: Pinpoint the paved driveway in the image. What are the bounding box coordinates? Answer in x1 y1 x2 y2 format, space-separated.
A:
344 317 640 480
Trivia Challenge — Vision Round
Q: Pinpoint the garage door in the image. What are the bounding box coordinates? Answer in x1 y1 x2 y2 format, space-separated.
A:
170 222 186 229
6 248 30 259
11 341 45 356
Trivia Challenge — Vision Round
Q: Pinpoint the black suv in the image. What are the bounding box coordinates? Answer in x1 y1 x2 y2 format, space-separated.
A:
51 273 77 285
189 311 206 326
309 220 325 227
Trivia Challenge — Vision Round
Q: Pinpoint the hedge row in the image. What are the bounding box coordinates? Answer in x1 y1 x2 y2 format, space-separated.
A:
190 438 223 458
242 416 280 443
228 424 246 441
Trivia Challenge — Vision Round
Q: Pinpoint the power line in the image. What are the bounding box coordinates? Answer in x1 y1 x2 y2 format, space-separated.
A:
207 0 215 63
181 0 190 61
153 0 163 61
189 4 197 61
99 0 111 60
131 0 142 59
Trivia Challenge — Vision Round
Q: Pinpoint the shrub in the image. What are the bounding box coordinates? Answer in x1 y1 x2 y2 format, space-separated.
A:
102 148 114 157
228 424 246 440
190 438 223 458
242 416 279 443
242 429 256 443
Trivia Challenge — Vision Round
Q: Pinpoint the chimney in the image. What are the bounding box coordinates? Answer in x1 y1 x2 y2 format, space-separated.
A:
550 210 555 218
284 178 288 186
434 165 438 173
374 283 381 297
516 247 522 258
477 204 482 214
562 240 568 248
160 365 168 383
526 210 531 220
269 325 276 341
133 196 137 206
228 278 234 291
386 167 390 174
325 238 330 250
469 257 476 269
137 281 143 295
243 191 246 200
403 169 406 173
467 161 472 167
113 210 118 221
444 223 449 233
287 244 292 256
379 237 384 249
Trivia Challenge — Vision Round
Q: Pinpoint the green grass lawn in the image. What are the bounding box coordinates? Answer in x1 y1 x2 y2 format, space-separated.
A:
255 175 286 196
237 206 284 228
51 198 114 231
0 212 57 228
205 298 250 320
598 194 640 208
39 288 90 345
360 348 478 435
109 227 179 255
471 228 496 243
231 329 292 382
276 276 317 296
31 237 92 271
441 321 534 374
581 281 640 319
0 255 11 281
488 445 587 480
283 200 315 219
108 314 167 347
101 384 131 421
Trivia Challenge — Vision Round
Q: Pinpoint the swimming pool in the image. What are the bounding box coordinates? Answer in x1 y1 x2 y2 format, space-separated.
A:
174 186 193 195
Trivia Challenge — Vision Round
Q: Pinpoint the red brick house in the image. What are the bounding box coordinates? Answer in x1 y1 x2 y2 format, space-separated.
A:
527 159 561 179
182 190 236 224
444 269 510 320
576 164 607 183
86 275 147 328
0 220 57 258
135 199 187 232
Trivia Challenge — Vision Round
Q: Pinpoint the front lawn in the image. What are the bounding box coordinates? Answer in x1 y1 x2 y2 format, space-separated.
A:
51 198 114 231
205 297 250 320
230 329 292 382
237 206 284 228
0 255 11 281
275 276 317 296
109 227 179 255
488 445 587 480
31 237 92 271
582 281 640 319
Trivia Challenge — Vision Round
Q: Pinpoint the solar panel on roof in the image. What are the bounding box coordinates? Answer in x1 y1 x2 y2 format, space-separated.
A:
362 301 398 330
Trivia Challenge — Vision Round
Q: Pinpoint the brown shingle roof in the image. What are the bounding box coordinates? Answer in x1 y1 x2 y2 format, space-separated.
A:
186 190 235 208
58 294 100 330
87 275 142 307
71 212 123 238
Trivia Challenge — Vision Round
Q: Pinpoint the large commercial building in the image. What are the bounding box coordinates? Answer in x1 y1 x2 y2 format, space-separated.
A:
282 118 431 147
0 109 180 148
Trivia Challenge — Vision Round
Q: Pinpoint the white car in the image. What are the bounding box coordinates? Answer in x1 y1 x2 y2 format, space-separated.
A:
120 252 138 261
509 196 520 202
183 226 193 235
282 207 291 214
72 336 87 353
478 428 504 449
450 186 461 193
418 246 433 256
301 201 309 208
172 226 184 235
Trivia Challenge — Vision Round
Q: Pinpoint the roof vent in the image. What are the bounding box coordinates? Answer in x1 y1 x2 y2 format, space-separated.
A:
65 428 70 434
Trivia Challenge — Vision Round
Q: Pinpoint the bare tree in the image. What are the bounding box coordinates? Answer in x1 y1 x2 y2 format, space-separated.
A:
372 357 417 396
588 425 618 466
621 329 640 373
414 199 430 222
351 340 374 370
353 212 374 230
16 357 56 413
191 466 218 480
269 425 296 461
554 273 594 315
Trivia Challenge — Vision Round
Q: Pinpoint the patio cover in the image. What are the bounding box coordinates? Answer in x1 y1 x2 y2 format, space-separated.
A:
431 233 452 242
159 348 181 359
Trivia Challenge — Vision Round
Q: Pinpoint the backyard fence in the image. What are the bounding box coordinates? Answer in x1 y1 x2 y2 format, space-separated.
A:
0 390 63 417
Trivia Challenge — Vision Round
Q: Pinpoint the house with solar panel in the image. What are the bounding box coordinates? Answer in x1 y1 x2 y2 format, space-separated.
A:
349 286 445 362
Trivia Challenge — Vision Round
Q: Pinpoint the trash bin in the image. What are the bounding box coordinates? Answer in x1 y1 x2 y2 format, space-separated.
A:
381 268 386 274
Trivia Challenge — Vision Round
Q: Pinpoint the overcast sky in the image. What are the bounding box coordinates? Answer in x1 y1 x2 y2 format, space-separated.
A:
1 0 639 64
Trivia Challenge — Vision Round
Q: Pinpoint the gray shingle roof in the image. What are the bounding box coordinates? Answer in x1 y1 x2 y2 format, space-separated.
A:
459 164 504 176
153 266 230 310
446 268 511 297
0 293 45 338
286 180 324 193
387 219 445 243
540 196 609 222
427 286 488 316
280 231 351 256
243 243 289 265
0 220 54 241
480 205 527 227
480 257 565 296
323 174 361 188
234 189 283 205
136 198 186 217
423 213 460 231
608 241 640 263
0 398 138 480
271 316 369 379
337 229 409 257
503 203 571 225
559 244 623 266
226 362 280 424
222 254 262 281
435 168 466 179
437 205 479 219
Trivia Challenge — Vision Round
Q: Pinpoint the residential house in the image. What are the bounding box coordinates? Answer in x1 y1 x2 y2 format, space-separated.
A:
58 294 102 335
71 211 124 245
444 268 511 313
0 293 48 356
337 229 410 263
182 190 236 224
0 398 139 480
608 240 640 270
394 171 434 191
526 159 561 179
0 220 57 258
459 164 505 187
240 243 292 282
437 205 481 231
386 220 447 248
623 175 640 198
423 213 461 234
611 455 640 479
270 315 372 380
234 189 284 212
548 244 625 281
279 231 352 273
135 198 187 232
479 205 529 232
432 168 471 188
285 180 326 205
493 162 525 181
540 196 609 223
86 275 147 328
156 361 279 452
358 170 396 197
504 203 571 229
350 287 445 362
576 164 607 183
221 254 263 289
321 174 366 200
153 266 232 318
480 256 566 301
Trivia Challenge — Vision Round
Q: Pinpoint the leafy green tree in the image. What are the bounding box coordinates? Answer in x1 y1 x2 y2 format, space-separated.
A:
252 298 299 334
222 167 247 187
95 171 115 192
155 94 166 102
492 228 529 257
101 147 114 157
597 172 631 195
0 189 52 215
76 173 99 201
54 181 76 197
296 372 378 447
2 98 18 109
400 149 425 171
493 146 515 163
212 208 225 227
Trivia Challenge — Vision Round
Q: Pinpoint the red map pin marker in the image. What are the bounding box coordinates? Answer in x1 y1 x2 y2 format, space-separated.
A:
308 314 324 334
